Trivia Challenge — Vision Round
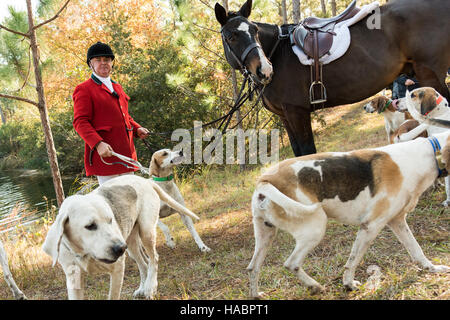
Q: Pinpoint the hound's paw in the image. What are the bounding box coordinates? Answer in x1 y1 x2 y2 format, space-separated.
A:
166 239 176 249
133 289 156 300
249 291 265 300
200 245 211 252
133 289 147 299
426 265 450 273
308 284 325 295
441 199 450 207
15 292 27 300
344 280 361 291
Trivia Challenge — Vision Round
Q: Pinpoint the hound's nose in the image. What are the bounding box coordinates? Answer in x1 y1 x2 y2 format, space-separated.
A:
111 243 127 258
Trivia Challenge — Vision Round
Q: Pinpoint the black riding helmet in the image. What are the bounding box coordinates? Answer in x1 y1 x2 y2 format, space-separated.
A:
86 42 115 67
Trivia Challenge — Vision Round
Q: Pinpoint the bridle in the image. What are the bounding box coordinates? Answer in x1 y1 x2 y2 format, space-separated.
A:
220 16 271 84
220 30 260 82
220 18 287 85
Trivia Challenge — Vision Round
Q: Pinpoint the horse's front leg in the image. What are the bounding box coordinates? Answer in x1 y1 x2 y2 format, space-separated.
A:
281 104 317 156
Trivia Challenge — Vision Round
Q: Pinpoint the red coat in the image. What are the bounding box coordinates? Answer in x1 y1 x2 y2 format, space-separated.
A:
73 74 142 176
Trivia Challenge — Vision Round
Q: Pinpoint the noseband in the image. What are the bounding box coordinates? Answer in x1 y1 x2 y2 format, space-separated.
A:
220 20 287 84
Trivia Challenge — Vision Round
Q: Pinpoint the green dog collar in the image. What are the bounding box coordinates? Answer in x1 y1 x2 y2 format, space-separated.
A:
152 174 174 182
379 99 392 114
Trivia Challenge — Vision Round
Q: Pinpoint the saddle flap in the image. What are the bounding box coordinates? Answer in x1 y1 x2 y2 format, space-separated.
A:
304 31 333 58
293 26 333 59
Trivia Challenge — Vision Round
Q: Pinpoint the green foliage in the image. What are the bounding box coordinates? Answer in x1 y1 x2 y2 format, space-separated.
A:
0 121 22 157
123 44 212 162
49 107 85 173
0 0 376 175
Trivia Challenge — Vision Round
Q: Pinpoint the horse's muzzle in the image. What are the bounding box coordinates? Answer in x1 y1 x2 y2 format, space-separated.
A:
256 66 273 85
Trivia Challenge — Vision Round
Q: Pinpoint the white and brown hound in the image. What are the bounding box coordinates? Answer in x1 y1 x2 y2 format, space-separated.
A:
363 95 413 143
247 131 450 298
396 87 450 206
150 149 211 252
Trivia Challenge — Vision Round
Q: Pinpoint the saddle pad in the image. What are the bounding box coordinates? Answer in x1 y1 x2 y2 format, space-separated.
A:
292 2 380 66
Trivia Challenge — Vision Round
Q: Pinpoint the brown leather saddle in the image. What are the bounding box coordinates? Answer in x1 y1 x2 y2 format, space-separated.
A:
291 0 360 104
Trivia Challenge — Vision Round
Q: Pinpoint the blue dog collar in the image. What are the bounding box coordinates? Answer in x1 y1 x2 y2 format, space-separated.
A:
428 137 447 178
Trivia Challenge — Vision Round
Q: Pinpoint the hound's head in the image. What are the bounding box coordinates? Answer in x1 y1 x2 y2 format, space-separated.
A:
42 185 137 267
363 96 397 114
149 149 185 178
397 87 448 118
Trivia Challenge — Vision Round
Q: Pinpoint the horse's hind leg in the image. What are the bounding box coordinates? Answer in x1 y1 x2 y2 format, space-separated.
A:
413 62 449 100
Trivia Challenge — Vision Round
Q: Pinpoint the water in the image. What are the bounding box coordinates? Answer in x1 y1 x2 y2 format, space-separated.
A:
0 170 75 232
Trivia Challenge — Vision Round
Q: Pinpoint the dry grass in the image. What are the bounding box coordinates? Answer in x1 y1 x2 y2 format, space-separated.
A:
0 99 448 300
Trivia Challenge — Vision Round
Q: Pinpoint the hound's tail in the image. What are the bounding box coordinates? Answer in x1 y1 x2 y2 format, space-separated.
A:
150 181 200 220
254 183 321 217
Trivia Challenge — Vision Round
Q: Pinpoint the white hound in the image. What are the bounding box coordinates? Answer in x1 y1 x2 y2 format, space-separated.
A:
43 175 199 300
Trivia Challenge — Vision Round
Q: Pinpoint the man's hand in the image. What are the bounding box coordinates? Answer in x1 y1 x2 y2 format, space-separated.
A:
137 127 150 139
405 79 415 86
96 141 114 157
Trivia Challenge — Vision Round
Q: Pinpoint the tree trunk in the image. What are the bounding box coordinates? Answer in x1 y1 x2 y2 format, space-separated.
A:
331 0 337 16
281 0 288 24
320 0 327 16
0 104 6 124
293 0 301 24
25 0 65 207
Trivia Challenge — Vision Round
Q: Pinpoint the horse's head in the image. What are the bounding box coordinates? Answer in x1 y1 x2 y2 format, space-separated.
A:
215 0 273 84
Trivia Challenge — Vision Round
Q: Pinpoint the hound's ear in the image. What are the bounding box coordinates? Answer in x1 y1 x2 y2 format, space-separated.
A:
215 3 228 26
149 154 160 176
420 89 437 115
239 0 253 18
377 96 386 111
42 202 70 267
99 185 137 232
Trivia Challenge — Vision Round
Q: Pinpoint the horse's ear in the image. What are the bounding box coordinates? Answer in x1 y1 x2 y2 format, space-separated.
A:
215 3 228 26
239 0 253 18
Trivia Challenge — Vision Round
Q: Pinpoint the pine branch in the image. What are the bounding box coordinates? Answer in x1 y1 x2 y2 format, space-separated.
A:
0 93 39 107
191 22 220 34
196 0 214 10
33 0 71 30
0 24 29 38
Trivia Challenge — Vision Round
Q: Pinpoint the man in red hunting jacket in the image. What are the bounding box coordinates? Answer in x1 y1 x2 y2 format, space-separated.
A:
73 42 149 185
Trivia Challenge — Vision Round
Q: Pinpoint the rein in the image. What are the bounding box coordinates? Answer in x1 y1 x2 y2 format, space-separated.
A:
135 24 284 160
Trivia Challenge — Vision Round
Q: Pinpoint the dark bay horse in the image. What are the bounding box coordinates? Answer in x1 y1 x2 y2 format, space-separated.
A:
215 0 450 156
